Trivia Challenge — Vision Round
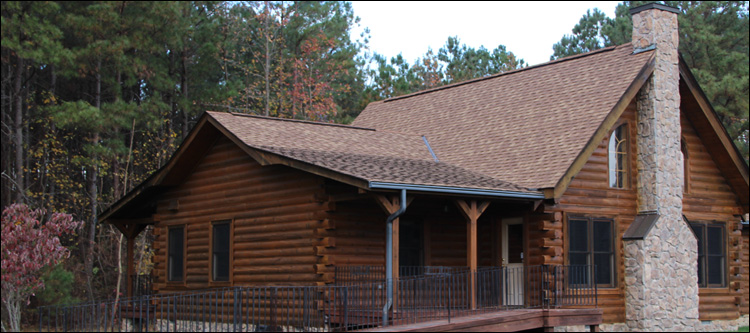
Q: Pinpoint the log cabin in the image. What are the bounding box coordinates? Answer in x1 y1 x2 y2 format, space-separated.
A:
99 3 749 332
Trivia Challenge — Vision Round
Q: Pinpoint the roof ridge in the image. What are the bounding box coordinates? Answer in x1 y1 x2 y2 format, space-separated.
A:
210 111 377 131
383 43 630 103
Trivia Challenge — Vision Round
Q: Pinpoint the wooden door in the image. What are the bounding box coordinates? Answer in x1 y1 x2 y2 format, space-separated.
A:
502 217 524 306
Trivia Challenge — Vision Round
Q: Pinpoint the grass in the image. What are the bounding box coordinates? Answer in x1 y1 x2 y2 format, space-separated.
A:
738 326 749 332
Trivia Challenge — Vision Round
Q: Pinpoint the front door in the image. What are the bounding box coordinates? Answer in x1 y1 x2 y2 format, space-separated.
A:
399 219 423 276
502 217 524 306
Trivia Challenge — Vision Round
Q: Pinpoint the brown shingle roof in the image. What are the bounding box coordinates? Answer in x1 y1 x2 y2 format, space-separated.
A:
207 112 535 194
353 43 654 189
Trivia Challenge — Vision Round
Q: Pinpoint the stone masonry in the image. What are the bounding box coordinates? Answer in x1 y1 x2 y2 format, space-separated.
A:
624 4 700 332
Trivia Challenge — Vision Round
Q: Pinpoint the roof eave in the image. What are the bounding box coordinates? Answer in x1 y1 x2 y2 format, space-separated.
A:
369 182 544 200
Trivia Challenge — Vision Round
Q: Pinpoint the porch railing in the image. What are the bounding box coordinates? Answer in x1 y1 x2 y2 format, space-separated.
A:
39 265 596 332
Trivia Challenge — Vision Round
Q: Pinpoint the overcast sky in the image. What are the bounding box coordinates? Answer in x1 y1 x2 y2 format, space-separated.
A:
349 1 621 66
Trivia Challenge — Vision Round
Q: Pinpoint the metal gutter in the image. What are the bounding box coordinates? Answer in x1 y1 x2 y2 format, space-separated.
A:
382 189 406 327
368 182 545 199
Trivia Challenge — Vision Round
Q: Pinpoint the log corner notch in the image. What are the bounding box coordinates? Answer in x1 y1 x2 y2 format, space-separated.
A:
529 211 563 266
109 217 154 298
455 199 490 310
315 218 336 284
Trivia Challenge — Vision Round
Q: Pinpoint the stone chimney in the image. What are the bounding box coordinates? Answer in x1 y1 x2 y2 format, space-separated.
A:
623 3 700 331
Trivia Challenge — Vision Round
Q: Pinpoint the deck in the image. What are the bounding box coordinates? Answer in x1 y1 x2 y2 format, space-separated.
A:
370 308 602 332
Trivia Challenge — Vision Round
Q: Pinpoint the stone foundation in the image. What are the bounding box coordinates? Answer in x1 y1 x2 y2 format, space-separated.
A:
554 315 749 332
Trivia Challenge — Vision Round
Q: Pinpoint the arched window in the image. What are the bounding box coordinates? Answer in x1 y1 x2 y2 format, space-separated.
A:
609 124 628 188
682 138 689 193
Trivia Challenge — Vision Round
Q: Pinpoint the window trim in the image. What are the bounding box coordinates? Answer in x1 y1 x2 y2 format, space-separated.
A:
689 221 727 288
565 215 618 288
209 219 233 285
681 138 690 194
167 225 186 284
608 123 631 190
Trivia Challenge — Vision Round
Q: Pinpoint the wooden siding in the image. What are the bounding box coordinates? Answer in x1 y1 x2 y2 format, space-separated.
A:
542 99 745 324
152 136 330 293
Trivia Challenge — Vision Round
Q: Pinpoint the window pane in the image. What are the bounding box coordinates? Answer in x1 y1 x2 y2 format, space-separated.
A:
594 253 612 285
707 256 724 286
568 220 588 252
609 125 627 188
212 223 230 281
168 227 184 281
593 221 612 252
569 253 589 285
706 226 723 256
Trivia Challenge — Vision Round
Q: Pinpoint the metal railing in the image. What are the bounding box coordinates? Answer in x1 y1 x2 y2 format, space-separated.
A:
39 265 597 332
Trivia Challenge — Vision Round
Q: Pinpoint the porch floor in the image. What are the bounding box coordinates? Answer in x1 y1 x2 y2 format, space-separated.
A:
366 308 603 332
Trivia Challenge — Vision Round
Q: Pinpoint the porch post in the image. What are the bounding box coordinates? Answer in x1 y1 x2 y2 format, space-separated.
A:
456 200 490 310
468 207 477 309
126 235 135 298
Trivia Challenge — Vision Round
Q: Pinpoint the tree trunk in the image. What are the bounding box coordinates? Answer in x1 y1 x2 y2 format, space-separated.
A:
13 56 24 204
181 51 189 139
264 0 271 117
85 58 102 301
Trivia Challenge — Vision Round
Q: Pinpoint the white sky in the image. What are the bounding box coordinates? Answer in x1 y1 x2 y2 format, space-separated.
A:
349 1 621 66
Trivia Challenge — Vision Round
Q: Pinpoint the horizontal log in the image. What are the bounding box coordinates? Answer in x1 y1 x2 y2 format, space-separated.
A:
234 265 315 275
328 255 384 265
233 273 326 284
529 212 562 223
233 256 317 267
235 247 314 258
234 229 315 243
233 238 314 251
233 220 322 235
537 220 562 231
315 246 383 256
313 237 335 248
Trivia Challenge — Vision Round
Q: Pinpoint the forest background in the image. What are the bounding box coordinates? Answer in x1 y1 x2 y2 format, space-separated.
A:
1 0 748 328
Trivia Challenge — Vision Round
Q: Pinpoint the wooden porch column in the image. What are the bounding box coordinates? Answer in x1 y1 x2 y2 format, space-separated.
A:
456 199 490 310
126 235 135 298
374 194 413 311
111 220 150 298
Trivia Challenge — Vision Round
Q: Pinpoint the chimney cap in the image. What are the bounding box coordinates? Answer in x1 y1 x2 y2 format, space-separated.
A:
629 3 681 15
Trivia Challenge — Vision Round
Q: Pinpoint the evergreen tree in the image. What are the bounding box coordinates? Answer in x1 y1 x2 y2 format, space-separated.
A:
550 1 749 163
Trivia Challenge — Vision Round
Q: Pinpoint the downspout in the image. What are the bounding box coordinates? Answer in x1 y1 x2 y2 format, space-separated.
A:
382 189 407 327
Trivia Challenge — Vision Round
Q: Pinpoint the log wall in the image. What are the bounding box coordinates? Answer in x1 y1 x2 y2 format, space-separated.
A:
542 100 745 323
682 109 745 321
152 136 331 293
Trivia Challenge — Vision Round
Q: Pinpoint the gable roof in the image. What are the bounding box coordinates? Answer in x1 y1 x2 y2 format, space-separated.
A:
101 40 750 222
354 43 656 191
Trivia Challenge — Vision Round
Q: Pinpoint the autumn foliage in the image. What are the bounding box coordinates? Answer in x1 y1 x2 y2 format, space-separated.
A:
1 204 82 332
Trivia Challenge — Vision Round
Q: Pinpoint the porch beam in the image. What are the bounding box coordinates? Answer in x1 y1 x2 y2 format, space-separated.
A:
455 199 490 310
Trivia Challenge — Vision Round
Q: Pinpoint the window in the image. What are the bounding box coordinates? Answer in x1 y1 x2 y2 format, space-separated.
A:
568 217 615 287
211 221 231 282
608 124 628 188
689 222 725 287
168 226 185 282
682 138 689 193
